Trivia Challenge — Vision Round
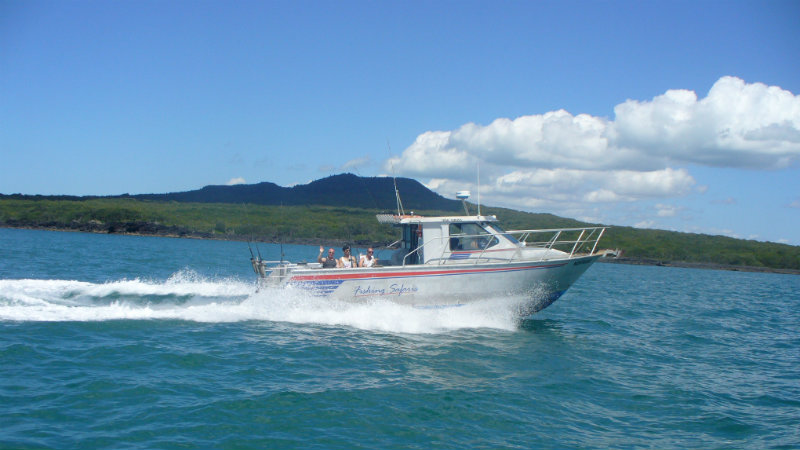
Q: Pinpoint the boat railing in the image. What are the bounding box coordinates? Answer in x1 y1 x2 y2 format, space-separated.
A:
401 236 438 266
508 227 607 258
252 259 325 279
403 226 606 266
252 226 606 271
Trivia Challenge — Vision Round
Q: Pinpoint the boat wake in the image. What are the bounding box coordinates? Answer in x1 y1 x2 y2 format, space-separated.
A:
0 270 522 332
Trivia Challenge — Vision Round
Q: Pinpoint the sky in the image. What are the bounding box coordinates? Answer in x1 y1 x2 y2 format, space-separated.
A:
1 0 799 245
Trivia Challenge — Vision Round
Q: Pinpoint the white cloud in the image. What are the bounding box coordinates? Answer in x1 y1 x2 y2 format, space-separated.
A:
384 77 799 226
342 156 371 170
709 227 739 239
656 203 681 217
607 168 695 197
387 131 476 178
612 76 800 169
226 177 246 185
585 189 621 203
389 77 800 178
490 167 693 206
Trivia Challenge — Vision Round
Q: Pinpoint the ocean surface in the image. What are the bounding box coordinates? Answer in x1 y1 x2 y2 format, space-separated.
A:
1 227 798 449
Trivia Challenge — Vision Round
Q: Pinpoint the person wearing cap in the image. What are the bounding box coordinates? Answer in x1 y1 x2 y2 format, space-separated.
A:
318 246 338 268
339 244 358 268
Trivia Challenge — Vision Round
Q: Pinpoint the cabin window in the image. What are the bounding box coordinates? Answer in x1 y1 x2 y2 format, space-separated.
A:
449 223 498 251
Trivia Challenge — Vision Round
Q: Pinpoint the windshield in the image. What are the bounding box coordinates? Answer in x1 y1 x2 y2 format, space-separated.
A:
486 223 520 245
448 222 498 251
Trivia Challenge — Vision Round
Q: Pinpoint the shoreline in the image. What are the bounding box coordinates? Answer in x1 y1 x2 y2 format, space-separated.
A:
3 224 798 276
0 223 370 247
599 256 800 276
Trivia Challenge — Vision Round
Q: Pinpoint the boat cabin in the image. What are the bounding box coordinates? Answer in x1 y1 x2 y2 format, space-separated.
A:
377 214 523 266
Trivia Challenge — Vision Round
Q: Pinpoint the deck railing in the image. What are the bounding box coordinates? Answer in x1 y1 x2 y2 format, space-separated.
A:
252 226 607 271
403 226 607 266
510 226 607 258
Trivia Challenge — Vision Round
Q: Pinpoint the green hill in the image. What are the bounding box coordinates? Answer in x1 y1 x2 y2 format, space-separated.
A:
130 174 463 212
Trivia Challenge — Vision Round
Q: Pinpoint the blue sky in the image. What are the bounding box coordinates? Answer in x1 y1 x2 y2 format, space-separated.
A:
2 0 799 244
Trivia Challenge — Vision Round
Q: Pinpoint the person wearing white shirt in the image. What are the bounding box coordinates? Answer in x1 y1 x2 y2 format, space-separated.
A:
359 247 376 268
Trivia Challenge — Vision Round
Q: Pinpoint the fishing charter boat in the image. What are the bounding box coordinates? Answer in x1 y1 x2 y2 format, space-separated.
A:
250 192 607 315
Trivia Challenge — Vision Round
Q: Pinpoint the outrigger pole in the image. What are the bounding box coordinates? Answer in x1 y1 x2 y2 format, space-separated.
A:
388 141 405 217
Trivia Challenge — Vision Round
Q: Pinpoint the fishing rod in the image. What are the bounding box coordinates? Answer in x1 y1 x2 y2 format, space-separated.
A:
248 240 264 276
245 203 260 274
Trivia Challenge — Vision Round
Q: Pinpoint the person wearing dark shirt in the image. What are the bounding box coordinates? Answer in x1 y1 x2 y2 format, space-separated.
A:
318 246 338 268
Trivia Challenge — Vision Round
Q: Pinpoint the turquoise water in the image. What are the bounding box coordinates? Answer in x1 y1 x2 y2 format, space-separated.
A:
1 228 799 449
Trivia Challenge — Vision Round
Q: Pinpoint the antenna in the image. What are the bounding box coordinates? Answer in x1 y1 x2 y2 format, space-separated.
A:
477 162 481 216
392 170 405 216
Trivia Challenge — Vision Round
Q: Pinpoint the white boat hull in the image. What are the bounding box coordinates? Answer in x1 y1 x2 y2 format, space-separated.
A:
263 254 601 315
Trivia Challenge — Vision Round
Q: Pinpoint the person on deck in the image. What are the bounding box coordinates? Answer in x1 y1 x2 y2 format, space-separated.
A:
318 246 338 268
359 248 376 267
339 245 358 268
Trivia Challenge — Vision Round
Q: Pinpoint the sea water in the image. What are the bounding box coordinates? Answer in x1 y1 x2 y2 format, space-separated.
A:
1 228 798 449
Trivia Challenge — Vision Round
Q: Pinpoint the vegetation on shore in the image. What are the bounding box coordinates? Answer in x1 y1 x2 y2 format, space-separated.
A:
1 196 799 272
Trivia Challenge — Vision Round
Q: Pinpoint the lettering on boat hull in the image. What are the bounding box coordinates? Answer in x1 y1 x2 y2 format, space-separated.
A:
354 283 419 297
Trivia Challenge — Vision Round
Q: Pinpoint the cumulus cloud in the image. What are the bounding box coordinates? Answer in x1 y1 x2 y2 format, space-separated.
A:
386 131 476 177
226 177 246 185
656 204 681 217
389 77 799 176
613 76 800 169
491 167 694 200
386 76 799 223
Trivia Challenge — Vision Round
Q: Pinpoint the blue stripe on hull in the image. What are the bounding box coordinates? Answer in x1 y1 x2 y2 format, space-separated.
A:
288 279 345 296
